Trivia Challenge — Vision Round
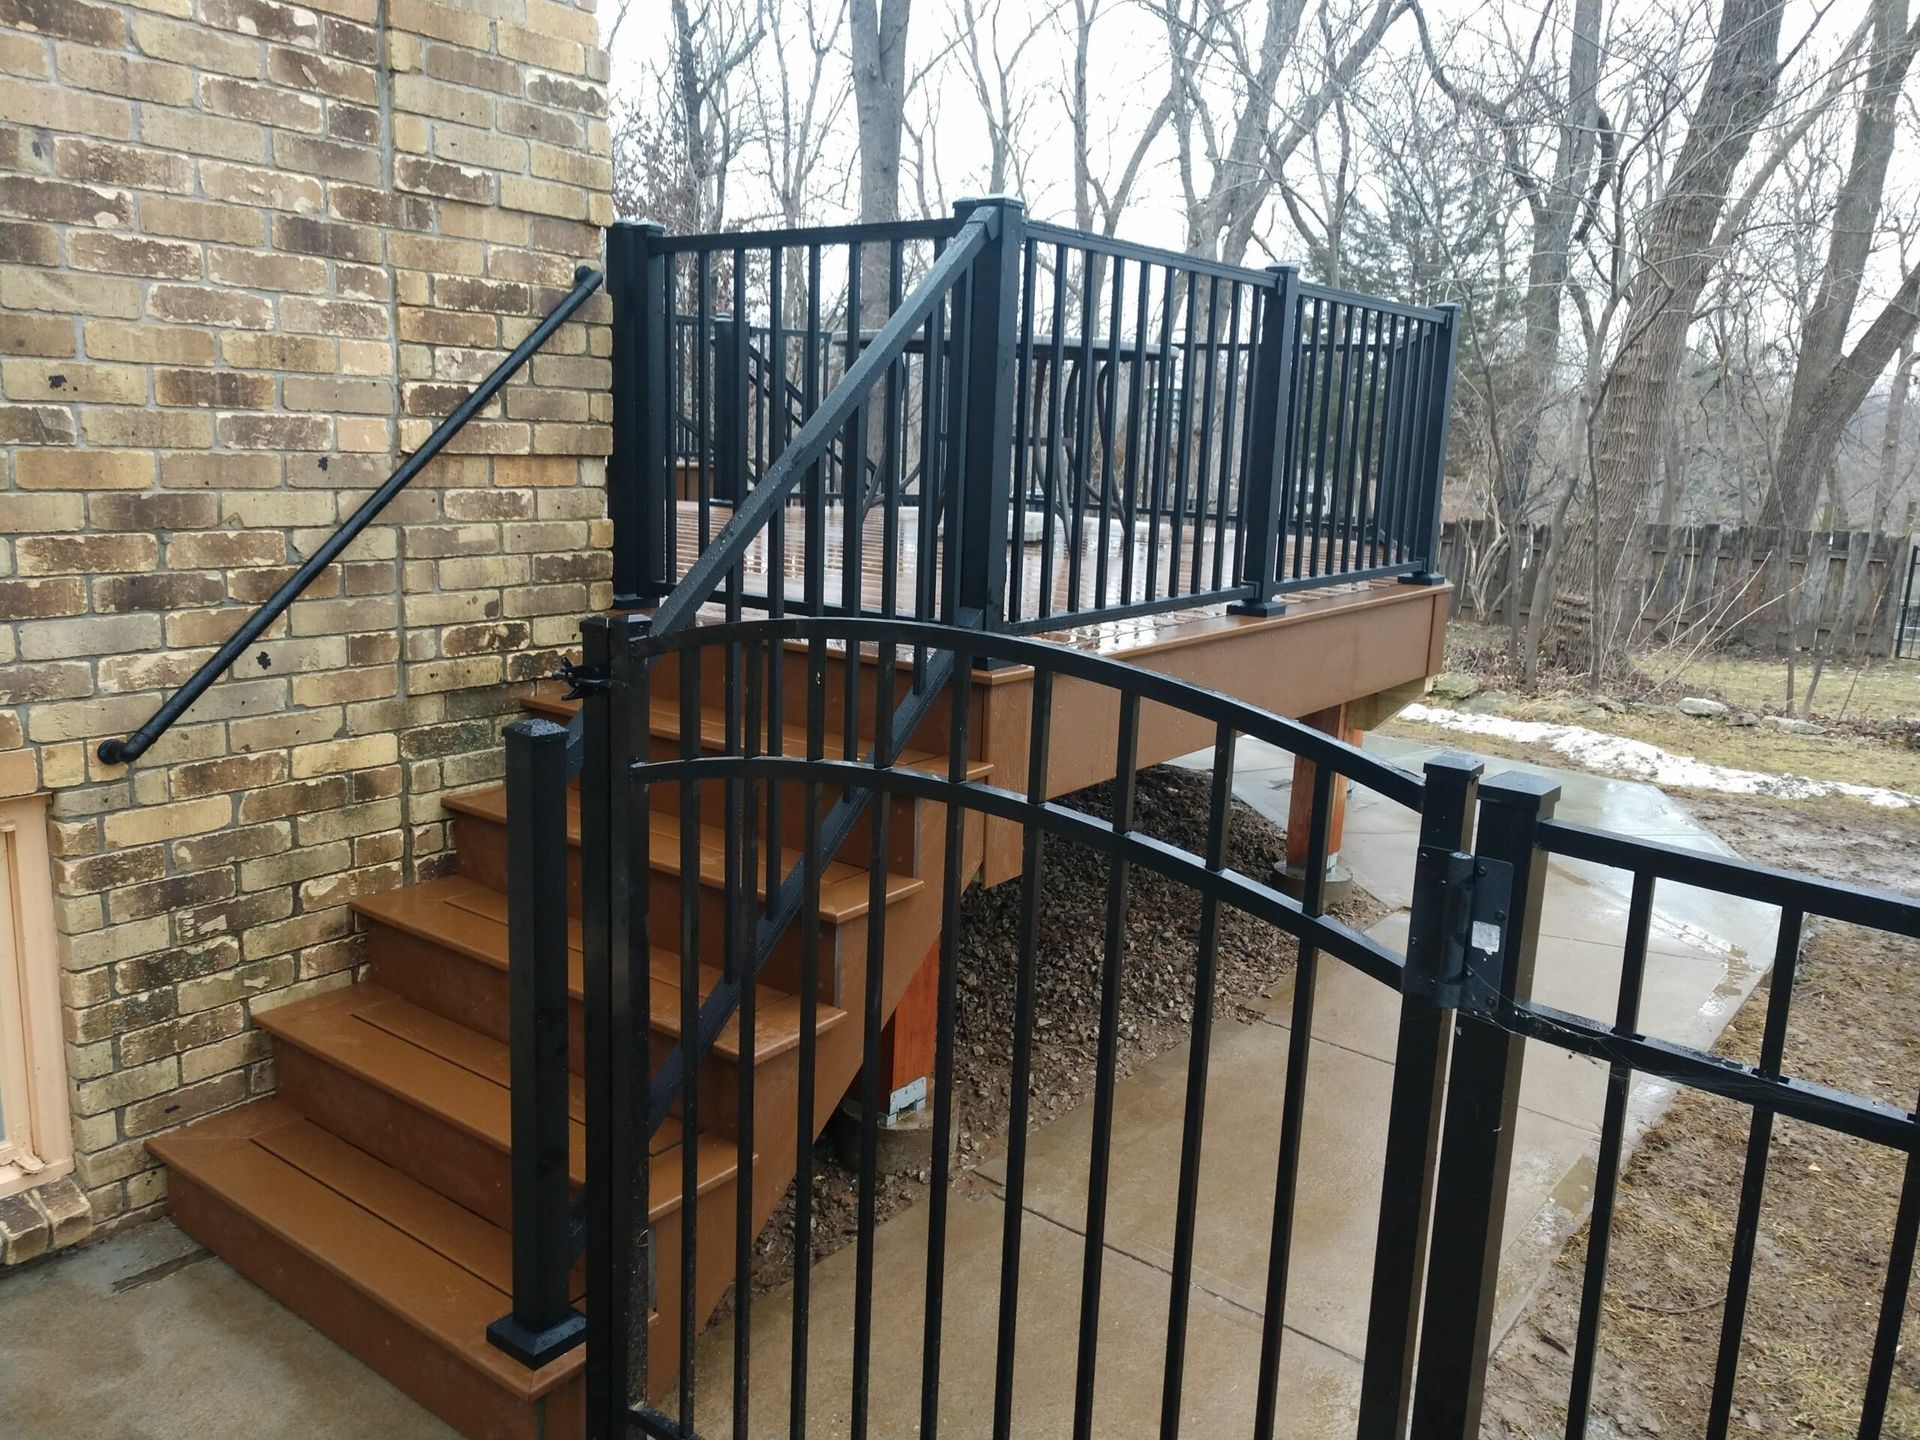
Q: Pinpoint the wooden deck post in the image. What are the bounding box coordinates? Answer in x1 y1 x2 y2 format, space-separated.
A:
1283 703 1357 894
879 940 942 1105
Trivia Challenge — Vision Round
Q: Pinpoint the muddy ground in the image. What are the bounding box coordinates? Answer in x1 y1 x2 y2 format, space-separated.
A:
1483 789 1920 1437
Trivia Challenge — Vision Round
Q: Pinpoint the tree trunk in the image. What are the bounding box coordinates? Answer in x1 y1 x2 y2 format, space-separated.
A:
1550 0 1787 680
850 0 911 226
1873 343 1917 533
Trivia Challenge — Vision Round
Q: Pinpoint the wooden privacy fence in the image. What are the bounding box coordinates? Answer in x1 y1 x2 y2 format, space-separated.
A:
1438 521 1919 658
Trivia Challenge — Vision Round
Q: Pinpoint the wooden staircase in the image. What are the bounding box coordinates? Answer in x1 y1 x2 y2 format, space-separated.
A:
150 652 990 1440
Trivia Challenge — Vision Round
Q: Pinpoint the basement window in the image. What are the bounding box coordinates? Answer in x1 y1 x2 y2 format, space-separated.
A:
0 793 69 1197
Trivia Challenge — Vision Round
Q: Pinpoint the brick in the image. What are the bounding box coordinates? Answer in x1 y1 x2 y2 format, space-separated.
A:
153 368 276 409
500 174 587 221
200 161 324 214
272 132 381 185
218 413 332 450
529 142 610 190
2 358 146 405
328 183 433 231
141 197 267 246
272 213 381 263
2 314 75 357
55 46 194 106
160 451 282 490
0 220 61 267
0 0 124 47
19 612 161 661
1 659 92 701
423 42 521 97
395 155 493 205
167 530 287 568
268 45 377 103
0 80 132 141
527 71 603 116
74 1057 177 1117
281 297 387 338
139 107 267 164
389 0 492 48
86 320 215 366
147 284 274 329
221 331 334 372
0 493 85 532
289 734 397 778
102 796 232 849
392 73 492 127
281 375 391 413
526 0 600 47
95 572 226 613
328 101 380 144
201 0 321 44
0 30 45 79
433 123 526 172
496 97 581 147
91 493 219 532
66 232 201 279
0 404 76 444
14 450 154 494
207 246 327 293
52 138 193 191
177 955 296 1012
198 75 323 132
0 176 131 227
80 406 214 449
130 15 263 78
499 24 585 77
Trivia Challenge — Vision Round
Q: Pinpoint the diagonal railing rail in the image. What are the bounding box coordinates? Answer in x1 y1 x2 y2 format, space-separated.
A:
95 265 607 767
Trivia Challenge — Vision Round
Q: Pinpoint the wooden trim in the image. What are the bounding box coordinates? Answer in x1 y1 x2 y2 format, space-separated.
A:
0 793 71 1198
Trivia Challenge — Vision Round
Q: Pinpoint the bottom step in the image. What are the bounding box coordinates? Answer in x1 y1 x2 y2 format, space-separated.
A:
149 1099 585 1440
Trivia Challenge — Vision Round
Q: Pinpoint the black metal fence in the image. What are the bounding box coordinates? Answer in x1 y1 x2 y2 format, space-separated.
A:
1898 542 1919 659
606 201 1457 631
486 612 1920 1439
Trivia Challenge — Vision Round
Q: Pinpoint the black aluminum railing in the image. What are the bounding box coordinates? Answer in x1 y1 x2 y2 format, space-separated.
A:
543 614 1920 1440
94 265 607 767
606 204 1458 628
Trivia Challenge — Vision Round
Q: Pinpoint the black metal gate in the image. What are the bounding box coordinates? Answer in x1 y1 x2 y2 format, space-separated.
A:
484 614 1920 1439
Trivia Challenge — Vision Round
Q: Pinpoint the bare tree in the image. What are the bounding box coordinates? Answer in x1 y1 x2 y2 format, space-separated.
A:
851 0 914 223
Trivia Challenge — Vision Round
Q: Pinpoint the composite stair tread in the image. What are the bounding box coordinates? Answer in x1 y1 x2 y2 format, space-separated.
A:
147 1099 585 1403
257 983 738 1215
352 875 847 1061
442 783 924 922
521 691 993 782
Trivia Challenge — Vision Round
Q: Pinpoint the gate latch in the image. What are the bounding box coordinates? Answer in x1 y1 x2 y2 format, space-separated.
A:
1404 846 1514 1018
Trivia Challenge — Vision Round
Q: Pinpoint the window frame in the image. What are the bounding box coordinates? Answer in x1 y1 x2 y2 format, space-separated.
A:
0 793 71 1198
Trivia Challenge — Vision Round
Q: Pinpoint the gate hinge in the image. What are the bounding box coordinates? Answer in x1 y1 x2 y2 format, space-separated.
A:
555 659 610 700
1404 846 1514 1018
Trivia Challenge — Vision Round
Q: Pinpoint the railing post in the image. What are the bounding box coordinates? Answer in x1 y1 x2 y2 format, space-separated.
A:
1354 753 1481 1438
609 219 670 607
712 316 747 505
1401 301 1459 586
1407 770 1559 1437
486 717 586 1368
949 195 1024 632
1229 265 1298 616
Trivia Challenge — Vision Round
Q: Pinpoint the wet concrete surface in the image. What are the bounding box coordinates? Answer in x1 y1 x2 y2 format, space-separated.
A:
0 1218 454 1440
686 737 1776 1436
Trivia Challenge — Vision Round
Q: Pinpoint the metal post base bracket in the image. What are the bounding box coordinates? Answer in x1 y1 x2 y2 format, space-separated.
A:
486 1308 586 1368
1404 846 1513 1017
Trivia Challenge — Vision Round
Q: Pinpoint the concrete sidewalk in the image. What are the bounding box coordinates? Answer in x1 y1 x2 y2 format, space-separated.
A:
687 738 1776 1437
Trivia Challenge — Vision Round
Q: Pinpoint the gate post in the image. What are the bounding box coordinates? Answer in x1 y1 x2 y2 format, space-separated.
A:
1408 770 1559 1437
608 220 670 607
1355 753 1481 1438
949 195 1025 632
1229 265 1297 616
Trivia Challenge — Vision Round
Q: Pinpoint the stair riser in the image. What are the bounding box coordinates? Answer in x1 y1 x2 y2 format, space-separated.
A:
362 922 798 1144
568 646 987 762
629 760 923 875
273 1041 526 1228
167 1169 579 1440
451 813 864 999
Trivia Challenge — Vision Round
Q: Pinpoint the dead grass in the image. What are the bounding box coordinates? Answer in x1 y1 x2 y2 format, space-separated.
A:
1483 796 1920 1438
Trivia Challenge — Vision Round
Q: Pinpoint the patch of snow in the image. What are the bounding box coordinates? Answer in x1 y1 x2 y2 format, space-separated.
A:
1399 704 1919 810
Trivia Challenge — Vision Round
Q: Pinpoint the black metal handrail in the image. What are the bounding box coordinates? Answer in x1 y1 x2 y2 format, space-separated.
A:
95 265 607 767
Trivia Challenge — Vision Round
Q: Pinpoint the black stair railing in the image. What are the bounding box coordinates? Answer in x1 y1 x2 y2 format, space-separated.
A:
94 265 607 767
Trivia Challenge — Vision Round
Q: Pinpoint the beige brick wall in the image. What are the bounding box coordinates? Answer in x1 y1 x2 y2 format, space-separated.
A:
0 0 613 1239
